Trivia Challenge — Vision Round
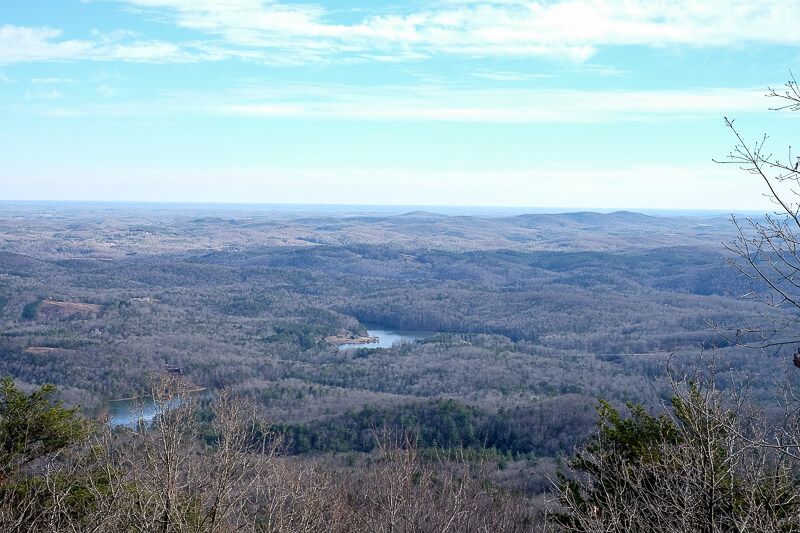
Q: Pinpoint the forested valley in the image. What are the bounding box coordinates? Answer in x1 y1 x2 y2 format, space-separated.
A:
0 202 795 531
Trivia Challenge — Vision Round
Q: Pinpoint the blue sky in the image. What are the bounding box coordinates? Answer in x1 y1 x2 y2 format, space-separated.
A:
1 0 799 209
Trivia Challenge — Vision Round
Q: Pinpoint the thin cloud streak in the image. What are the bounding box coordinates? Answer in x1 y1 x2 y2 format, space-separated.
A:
217 85 770 123
16 84 771 123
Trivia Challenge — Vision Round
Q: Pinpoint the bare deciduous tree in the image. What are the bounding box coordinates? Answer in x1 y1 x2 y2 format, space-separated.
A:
717 73 800 353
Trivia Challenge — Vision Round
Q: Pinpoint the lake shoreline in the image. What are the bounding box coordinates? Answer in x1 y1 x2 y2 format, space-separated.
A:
109 387 210 403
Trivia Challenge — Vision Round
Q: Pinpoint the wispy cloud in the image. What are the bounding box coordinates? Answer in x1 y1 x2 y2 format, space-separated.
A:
112 0 800 63
30 77 79 84
470 70 555 82
0 26 91 64
19 82 771 123
214 84 770 123
25 89 62 100
6 1 800 65
0 24 214 64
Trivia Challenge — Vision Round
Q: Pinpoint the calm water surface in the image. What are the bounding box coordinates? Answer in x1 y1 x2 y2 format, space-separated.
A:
337 326 438 350
109 389 210 428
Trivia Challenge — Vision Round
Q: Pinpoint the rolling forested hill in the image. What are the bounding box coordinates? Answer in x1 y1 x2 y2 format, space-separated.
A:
0 203 788 491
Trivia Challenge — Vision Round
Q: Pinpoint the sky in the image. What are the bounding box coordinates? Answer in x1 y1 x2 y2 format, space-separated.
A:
1 0 799 210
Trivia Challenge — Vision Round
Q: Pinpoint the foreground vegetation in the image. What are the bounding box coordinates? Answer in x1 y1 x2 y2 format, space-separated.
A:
555 374 800 531
9 371 800 532
0 376 539 532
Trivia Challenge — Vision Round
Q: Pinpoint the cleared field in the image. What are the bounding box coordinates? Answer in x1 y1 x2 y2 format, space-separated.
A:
39 299 101 318
24 346 58 355
24 346 61 355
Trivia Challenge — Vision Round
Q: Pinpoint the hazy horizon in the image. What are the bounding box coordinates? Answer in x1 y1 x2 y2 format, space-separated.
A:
0 199 766 219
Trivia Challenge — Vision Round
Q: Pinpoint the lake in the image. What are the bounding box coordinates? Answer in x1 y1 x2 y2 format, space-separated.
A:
108 389 210 428
336 326 438 350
